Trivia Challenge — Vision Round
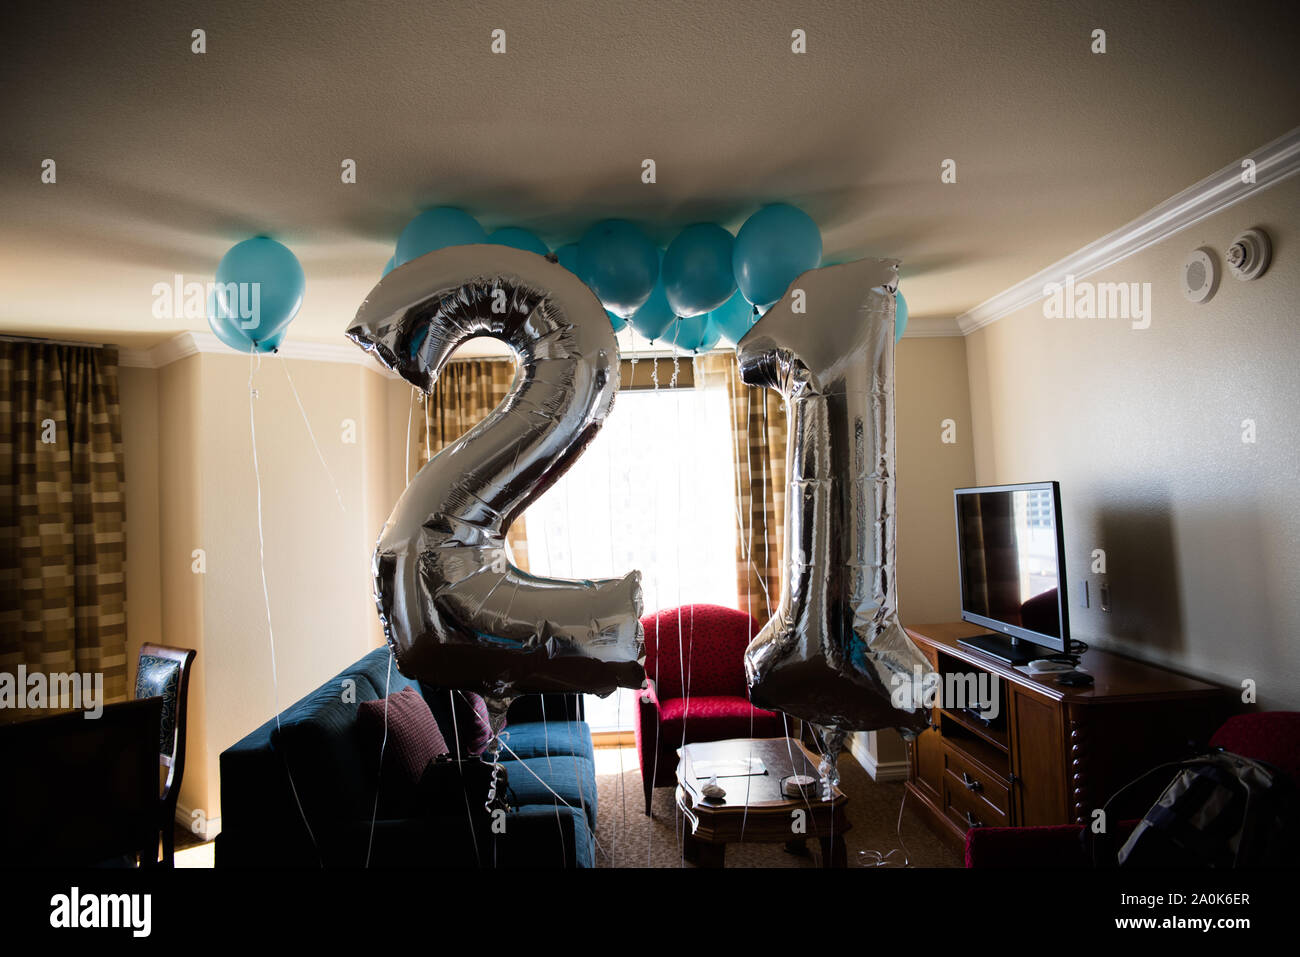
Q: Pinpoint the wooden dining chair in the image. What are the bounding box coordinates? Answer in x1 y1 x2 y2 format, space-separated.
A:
134 643 196 866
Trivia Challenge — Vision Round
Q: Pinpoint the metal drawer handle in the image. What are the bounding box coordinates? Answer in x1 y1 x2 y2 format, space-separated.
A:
965 811 983 828
961 772 982 792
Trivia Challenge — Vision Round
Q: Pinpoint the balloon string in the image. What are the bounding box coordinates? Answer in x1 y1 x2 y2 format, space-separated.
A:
248 349 321 865
554 415 594 864
424 392 432 470
276 353 345 514
412 388 483 865
673 334 687 867
365 650 393 866
446 691 482 867
457 692 605 863
566 705 595 867
405 387 416 486
859 787 913 868
529 451 569 850
605 408 624 868
539 697 567 868
646 354 661 865
753 393 773 615
738 369 754 844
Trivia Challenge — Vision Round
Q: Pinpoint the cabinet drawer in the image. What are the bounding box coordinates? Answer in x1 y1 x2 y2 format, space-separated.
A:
942 746 1010 829
912 727 944 803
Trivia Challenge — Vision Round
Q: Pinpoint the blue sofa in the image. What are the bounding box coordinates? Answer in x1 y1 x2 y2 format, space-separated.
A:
216 647 598 867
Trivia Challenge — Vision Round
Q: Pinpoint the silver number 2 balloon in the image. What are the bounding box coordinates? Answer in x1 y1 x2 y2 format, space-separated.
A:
736 257 934 794
347 245 645 722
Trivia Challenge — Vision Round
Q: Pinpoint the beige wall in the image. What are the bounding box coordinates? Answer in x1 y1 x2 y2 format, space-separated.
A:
194 356 392 822
156 355 208 820
966 177 1300 709
124 354 397 825
118 367 163 689
895 335 978 624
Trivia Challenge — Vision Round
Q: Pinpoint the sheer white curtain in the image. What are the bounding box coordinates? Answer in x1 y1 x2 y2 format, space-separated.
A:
525 366 738 731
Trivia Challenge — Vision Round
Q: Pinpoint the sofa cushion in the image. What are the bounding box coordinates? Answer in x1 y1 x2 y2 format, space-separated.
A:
358 686 449 790
505 755 598 829
658 695 785 743
421 687 497 756
500 720 595 765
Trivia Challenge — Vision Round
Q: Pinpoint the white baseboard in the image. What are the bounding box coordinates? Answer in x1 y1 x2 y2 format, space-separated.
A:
173 802 220 843
850 732 910 783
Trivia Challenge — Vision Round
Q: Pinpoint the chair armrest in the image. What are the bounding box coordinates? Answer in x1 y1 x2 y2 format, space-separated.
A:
639 677 661 714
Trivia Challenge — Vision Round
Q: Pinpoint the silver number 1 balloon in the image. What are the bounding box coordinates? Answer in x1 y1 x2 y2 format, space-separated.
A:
735 257 934 795
347 245 645 723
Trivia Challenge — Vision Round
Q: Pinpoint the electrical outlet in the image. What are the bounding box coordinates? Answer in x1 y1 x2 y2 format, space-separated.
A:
1099 581 1111 612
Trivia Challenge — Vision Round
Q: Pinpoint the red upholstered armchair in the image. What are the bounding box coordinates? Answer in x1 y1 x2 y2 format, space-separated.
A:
634 604 786 815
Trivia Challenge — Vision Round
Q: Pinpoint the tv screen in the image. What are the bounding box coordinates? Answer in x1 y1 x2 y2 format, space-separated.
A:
954 482 1069 661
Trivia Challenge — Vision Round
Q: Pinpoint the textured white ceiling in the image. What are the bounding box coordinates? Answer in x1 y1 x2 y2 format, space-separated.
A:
1 0 1297 349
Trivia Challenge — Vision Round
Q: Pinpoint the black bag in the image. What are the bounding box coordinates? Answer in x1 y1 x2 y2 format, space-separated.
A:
1091 750 1300 868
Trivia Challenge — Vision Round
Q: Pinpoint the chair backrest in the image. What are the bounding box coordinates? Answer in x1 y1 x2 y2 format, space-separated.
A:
1209 711 1300 784
135 643 196 804
640 605 763 700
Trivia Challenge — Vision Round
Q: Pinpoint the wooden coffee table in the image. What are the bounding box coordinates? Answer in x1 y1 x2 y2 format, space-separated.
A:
675 737 850 868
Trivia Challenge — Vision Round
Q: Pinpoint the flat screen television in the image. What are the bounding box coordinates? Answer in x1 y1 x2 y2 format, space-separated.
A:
953 482 1070 664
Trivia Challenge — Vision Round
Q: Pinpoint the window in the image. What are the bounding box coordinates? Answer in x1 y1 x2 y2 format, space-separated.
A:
524 370 738 732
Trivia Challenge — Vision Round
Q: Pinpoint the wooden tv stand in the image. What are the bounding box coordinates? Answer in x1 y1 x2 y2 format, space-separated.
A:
903 622 1235 847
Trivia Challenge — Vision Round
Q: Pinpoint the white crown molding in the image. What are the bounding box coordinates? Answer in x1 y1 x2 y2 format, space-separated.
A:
956 125 1300 335
901 315 962 338
118 329 398 377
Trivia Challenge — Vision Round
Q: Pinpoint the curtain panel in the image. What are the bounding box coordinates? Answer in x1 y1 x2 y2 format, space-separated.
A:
414 357 530 571
0 342 127 721
696 353 787 624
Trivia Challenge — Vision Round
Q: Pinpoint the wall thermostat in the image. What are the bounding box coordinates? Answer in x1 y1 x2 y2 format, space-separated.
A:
1226 228 1271 281
1182 247 1218 303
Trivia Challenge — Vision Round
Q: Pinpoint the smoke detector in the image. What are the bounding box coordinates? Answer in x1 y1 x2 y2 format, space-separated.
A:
1225 228 1271 281
1181 248 1218 303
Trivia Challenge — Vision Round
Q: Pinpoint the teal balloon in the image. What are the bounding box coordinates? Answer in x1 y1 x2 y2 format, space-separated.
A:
395 207 485 265
577 219 658 317
206 288 285 353
381 255 396 277
605 309 629 333
698 317 722 352
556 243 583 275
895 289 909 343
669 314 721 353
732 204 822 306
487 227 548 256
662 223 736 317
628 252 676 341
709 291 758 346
213 237 304 343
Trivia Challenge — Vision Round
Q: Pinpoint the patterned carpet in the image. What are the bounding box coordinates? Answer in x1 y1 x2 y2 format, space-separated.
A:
590 748 962 868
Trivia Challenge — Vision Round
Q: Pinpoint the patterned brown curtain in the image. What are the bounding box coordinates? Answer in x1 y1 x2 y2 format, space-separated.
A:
415 357 529 571
0 342 127 721
696 353 787 621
